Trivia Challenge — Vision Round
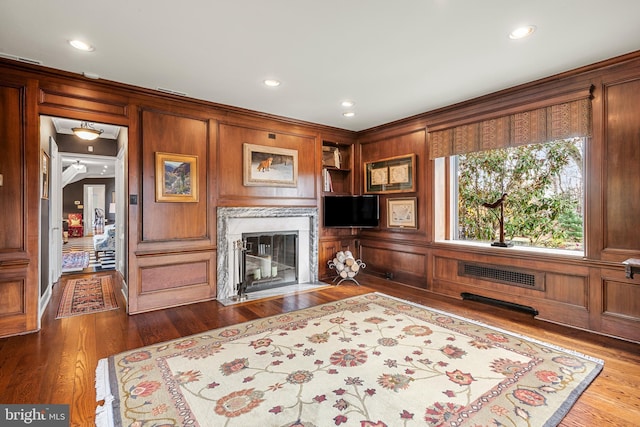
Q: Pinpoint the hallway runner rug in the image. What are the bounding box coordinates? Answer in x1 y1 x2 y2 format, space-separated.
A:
61 251 90 272
95 292 603 427
56 275 119 319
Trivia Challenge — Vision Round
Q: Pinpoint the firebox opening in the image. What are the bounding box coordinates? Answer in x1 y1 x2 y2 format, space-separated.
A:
242 231 298 293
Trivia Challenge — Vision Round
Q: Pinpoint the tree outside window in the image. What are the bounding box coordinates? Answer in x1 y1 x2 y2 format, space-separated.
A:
454 137 584 251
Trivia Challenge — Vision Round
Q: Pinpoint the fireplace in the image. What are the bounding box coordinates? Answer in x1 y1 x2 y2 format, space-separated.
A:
217 207 319 304
243 230 298 292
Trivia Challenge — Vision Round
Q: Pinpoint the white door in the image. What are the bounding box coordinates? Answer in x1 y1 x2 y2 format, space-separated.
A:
49 137 62 284
83 184 105 236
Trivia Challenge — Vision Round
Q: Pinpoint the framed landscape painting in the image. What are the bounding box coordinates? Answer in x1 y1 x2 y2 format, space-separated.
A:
155 152 198 202
243 143 298 187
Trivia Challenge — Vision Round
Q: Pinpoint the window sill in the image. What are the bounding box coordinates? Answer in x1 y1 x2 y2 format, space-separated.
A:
433 239 585 259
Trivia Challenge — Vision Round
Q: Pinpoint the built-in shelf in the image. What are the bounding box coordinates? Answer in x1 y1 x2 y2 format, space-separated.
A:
322 141 352 195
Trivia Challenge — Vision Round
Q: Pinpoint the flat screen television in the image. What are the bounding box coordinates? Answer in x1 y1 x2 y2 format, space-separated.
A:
323 195 379 228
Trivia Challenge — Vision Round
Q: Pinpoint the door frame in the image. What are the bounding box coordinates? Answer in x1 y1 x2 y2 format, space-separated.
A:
41 136 63 316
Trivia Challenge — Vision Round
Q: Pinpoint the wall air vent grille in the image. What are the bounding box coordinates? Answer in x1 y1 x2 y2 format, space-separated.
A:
0 52 42 65
458 262 545 291
156 87 188 96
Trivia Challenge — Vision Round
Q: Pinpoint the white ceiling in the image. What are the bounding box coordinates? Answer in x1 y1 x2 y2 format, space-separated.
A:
60 152 116 184
2 1 640 132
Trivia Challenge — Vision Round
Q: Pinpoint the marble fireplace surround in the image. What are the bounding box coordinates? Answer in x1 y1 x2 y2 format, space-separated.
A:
217 207 319 304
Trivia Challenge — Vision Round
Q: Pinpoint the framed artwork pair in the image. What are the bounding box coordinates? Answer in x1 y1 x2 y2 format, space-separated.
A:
364 154 417 228
364 154 415 194
155 143 300 202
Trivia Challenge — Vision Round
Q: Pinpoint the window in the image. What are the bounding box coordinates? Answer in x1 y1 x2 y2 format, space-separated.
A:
451 137 584 252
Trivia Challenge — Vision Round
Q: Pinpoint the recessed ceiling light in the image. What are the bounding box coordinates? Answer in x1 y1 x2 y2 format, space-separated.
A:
263 79 281 87
342 111 355 118
69 39 95 51
341 100 355 108
509 25 536 40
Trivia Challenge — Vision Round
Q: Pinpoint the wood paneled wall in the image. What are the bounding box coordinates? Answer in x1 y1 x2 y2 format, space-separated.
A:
217 124 318 205
355 53 640 343
0 74 39 337
604 78 640 252
139 110 210 242
0 51 639 341
0 58 356 324
127 109 216 313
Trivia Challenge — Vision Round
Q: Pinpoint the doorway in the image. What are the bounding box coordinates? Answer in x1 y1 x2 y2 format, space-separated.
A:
39 116 128 316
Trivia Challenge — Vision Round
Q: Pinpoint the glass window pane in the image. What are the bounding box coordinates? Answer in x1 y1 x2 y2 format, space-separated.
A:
454 138 584 252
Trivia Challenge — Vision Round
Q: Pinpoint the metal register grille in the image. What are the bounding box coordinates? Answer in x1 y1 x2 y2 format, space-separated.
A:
458 262 545 291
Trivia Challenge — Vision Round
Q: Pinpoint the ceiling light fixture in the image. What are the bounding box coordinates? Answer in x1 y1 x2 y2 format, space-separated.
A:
509 25 536 40
72 121 104 140
263 79 281 87
71 160 86 173
341 100 355 108
343 111 355 118
69 39 95 51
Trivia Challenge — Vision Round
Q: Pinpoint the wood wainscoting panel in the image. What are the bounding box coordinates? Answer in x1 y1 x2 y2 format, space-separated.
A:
140 262 208 294
600 278 640 342
359 242 427 287
0 279 25 317
131 251 216 314
602 279 640 320
544 272 588 307
431 254 590 329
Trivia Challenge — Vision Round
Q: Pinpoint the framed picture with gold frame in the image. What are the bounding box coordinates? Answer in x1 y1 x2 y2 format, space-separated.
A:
387 197 417 228
243 143 298 187
364 154 415 193
155 152 198 202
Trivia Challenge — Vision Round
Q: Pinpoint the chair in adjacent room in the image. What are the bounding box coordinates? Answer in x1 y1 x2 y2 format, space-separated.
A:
67 213 84 237
93 224 116 257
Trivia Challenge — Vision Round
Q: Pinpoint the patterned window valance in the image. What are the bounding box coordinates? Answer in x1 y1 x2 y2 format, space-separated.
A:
428 94 592 159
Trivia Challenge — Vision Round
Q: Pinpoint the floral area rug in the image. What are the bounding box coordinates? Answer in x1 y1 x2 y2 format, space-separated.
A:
56 275 119 319
61 250 90 272
95 293 602 427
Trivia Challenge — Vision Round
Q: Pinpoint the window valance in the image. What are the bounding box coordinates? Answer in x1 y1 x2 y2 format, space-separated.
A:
428 93 592 159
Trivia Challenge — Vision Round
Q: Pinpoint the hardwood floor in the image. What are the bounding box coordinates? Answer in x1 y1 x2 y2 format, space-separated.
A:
0 271 638 426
